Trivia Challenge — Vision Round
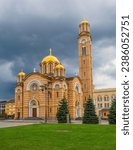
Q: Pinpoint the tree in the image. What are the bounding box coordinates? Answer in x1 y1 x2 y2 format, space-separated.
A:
83 96 98 124
108 99 116 124
56 98 70 123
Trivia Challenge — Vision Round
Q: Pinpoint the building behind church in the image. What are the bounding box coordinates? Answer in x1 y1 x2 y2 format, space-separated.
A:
14 19 116 120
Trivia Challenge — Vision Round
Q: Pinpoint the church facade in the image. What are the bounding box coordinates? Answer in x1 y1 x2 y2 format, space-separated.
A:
15 19 116 120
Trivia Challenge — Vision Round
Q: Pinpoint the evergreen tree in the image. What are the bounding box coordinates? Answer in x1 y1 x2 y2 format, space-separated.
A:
108 99 116 124
56 98 70 123
83 96 98 124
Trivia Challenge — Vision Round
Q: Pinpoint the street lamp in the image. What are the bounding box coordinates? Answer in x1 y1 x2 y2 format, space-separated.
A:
40 81 51 123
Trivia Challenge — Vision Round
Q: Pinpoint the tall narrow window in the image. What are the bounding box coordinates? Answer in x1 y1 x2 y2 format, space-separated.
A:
45 65 47 73
18 95 20 101
50 63 52 73
57 92 59 97
82 47 86 56
84 84 86 89
85 96 86 101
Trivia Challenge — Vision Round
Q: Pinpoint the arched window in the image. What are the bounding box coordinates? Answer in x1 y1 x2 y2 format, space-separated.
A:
104 95 109 101
97 96 102 101
64 84 67 89
82 47 86 56
30 100 37 106
18 95 20 101
49 63 53 73
17 89 21 93
75 85 79 93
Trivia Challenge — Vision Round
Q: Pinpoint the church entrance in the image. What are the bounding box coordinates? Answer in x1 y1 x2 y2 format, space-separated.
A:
29 99 39 117
32 108 37 117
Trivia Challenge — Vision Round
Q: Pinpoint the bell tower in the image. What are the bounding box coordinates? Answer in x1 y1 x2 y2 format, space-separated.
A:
78 19 93 102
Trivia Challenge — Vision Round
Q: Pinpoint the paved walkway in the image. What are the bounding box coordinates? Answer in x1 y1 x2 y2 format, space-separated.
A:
0 119 109 128
0 120 36 128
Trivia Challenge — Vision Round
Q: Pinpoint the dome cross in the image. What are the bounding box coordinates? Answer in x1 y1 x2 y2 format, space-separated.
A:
49 48 52 55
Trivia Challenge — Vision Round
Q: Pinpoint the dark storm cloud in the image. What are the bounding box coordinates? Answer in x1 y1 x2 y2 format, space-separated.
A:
0 0 115 99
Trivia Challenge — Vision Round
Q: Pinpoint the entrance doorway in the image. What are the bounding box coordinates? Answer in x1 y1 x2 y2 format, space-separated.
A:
29 99 39 117
32 108 37 117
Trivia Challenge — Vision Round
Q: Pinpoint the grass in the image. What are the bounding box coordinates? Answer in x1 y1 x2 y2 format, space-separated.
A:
0 124 116 150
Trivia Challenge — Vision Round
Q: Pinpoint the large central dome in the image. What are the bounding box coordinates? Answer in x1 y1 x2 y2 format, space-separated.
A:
40 48 65 77
41 48 60 64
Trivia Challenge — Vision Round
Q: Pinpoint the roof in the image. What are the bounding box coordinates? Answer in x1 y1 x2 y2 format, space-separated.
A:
80 19 89 24
0 100 7 104
94 88 116 93
6 99 15 103
41 49 60 64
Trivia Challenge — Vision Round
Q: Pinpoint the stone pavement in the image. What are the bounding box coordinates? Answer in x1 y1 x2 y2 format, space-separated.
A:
0 119 109 128
0 120 37 128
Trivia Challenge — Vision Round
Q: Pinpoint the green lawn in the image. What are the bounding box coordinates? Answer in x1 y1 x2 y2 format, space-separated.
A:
0 124 115 150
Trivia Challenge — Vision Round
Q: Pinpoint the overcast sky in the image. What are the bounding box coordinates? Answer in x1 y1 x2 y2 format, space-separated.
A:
0 0 116 100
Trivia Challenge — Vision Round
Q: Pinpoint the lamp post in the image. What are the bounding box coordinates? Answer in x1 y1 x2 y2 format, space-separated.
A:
40 81 51 123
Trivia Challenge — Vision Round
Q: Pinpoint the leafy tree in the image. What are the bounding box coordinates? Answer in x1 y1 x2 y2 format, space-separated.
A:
83 96 98 124
108 100 116 124
56 98 70 123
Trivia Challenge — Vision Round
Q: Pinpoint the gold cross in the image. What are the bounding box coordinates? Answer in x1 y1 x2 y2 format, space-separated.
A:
49 48 52 55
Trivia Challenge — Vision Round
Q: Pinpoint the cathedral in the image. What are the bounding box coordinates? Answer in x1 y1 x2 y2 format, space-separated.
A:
15 19 116 120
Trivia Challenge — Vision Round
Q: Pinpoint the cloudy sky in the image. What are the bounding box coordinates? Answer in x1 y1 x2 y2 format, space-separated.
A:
0 0 116 100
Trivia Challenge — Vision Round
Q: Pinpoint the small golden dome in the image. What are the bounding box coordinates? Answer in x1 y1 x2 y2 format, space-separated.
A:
18 71 26 77
41 48 60 64
80 19 88 24
55 64 64 69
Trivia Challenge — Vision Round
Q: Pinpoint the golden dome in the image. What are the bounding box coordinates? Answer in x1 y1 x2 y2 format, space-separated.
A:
80 19 88 24
41 48 60 64
55 64 64 69
18 71 26 77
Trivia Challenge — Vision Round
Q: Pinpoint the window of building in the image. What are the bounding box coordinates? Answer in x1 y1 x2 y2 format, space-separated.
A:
85 96 86 101
82 47 86 56
107 96 109 101
17 89 21 94
31 83 38 92
97 96 102 102
100 104 102 108
107 103 110 108
18 95 20 101
75 84 80 93
55 84 60 89
44 64 47 73
49 92 52 98
57 92 59 97
104 112 107 116
98 103 101 108
104 95 109 101
84 84 86 89
111 95 116 100
104 103 107 108
49 63 53 73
